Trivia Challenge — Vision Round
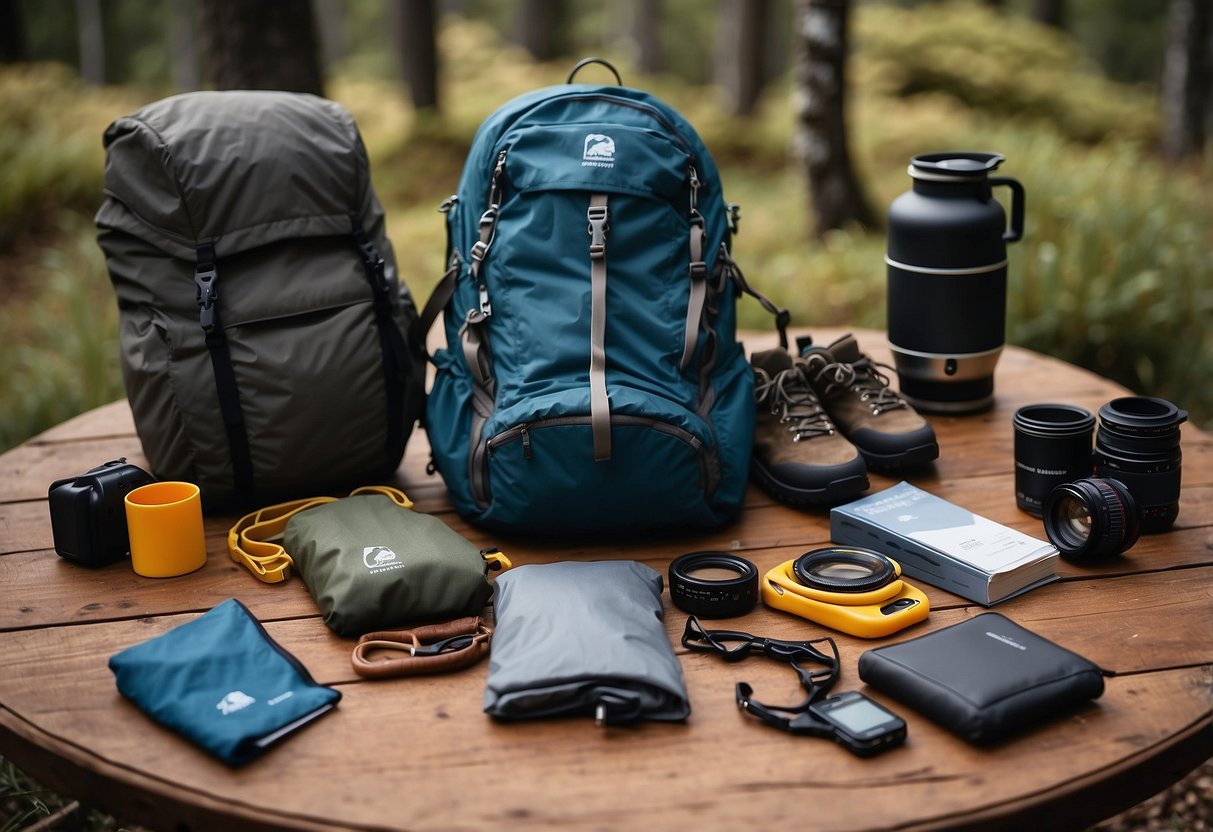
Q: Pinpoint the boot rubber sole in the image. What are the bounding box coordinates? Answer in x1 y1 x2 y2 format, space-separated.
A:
750 460 870 507
857 442 940 471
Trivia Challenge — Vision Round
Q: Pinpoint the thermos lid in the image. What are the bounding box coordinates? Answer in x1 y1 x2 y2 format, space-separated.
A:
910 151 1005 179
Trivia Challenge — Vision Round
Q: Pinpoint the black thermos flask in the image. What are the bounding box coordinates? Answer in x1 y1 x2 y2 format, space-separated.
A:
886 152 1025 414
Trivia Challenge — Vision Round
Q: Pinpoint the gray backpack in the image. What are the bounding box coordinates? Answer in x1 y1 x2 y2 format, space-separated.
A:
96 91 424 509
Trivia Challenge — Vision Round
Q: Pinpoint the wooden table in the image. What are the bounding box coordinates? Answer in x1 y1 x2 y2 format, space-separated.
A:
1 328 1210 831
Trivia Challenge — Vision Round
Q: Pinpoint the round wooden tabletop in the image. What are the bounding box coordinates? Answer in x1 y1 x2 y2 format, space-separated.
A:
1 328 1210 831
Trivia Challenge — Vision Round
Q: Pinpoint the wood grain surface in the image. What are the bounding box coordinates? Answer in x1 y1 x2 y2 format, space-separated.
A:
1 328 1210 832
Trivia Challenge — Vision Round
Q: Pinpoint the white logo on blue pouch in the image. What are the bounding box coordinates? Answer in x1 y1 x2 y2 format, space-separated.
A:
582 133 616 168
217 690 256 715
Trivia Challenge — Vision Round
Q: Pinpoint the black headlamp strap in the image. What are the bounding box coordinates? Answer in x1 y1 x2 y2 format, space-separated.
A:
681 615 840 735
735 683 835 738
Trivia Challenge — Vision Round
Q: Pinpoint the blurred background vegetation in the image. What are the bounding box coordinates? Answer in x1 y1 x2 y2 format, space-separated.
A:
0 0 1210 462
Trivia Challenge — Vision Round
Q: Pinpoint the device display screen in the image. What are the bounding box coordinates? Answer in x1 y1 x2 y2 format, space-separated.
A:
827 697 895 734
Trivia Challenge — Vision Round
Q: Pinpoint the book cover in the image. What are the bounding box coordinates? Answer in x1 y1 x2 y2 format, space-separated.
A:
829 482 1058 605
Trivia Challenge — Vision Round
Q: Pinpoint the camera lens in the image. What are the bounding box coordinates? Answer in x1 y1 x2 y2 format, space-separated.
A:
793 546 896 592
1094 396 1187 533
1012 404 1095 518
1043 478 1140 560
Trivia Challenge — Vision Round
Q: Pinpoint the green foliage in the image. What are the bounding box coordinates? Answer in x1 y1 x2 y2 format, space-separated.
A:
1 756 57 831
0 64 142 247
0 213 124 452
856 2 1159 145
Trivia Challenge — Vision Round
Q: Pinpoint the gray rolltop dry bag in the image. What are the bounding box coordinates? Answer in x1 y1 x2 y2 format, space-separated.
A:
484 561 690 725
96 91 424 510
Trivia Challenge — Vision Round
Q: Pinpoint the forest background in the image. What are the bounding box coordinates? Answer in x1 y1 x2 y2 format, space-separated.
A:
0 0 1210 460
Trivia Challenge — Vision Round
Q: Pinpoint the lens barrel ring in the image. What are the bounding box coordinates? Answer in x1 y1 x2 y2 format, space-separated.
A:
792 546 897 593
668 551 760 619
1043 477 1141 560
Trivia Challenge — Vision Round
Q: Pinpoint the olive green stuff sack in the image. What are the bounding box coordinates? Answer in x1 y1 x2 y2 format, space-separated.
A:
285 494 503 638
228 487 507 637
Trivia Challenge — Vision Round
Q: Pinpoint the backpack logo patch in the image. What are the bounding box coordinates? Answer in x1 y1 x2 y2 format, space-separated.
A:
363 545 404 573
217 690 255 715
582 133 616 168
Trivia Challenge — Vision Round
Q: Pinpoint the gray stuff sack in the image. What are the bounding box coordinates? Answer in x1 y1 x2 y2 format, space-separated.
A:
484 561 690 725
96 91 425 510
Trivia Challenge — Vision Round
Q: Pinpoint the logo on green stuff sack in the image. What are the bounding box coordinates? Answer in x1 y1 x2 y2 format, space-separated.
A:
582 133 615 168
363 545 405 574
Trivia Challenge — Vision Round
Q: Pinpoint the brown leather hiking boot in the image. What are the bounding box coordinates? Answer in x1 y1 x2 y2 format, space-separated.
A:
800 334 939 470
750 347 869 506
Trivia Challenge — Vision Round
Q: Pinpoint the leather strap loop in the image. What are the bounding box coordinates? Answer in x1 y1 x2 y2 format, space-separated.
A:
352 616 493 679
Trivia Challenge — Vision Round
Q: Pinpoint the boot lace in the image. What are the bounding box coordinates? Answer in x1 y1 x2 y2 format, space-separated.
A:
755 365 836 441
805 355 907 416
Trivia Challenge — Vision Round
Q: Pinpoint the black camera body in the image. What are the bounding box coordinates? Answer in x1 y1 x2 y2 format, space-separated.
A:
48 459 155 567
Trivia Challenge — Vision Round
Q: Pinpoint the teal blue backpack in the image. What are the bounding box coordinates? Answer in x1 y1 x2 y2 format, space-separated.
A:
418 60 787 534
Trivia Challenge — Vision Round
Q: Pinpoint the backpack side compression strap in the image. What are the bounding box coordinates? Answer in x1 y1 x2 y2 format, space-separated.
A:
351 215 409 467
195 243 255 501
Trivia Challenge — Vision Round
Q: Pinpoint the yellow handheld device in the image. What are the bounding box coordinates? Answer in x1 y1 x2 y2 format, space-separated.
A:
762 546 928 638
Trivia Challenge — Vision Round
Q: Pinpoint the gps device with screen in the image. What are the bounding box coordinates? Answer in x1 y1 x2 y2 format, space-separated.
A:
808 690 906 756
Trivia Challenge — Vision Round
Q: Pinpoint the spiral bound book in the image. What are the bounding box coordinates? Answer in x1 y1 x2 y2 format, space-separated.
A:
829 482 1058 605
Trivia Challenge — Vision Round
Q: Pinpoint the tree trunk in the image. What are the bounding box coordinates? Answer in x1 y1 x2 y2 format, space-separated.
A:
715 0 769 117
199 0 325 96
631 0 663 74
516 0 568 62
168 0 201 92
1031 0 1065 30
395 0 440 111
315 0 346 72
792 0 875 237
1161 0 1212 160
75 0 105 85
0 0 26 63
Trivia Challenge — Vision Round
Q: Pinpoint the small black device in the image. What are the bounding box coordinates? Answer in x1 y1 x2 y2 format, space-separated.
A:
668 551 759 618
808 690 907 757
48 459 155 567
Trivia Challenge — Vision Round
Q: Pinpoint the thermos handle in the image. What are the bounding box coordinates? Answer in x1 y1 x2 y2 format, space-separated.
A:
990 176 1025 243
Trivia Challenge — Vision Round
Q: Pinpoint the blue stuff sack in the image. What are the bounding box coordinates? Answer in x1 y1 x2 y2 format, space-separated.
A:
109 598 340 766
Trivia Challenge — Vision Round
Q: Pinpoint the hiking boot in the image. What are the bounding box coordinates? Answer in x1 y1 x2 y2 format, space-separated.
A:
800 334 939 470
750 347 869 506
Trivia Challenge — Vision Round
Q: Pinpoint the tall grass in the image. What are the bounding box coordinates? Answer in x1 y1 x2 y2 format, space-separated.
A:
0 5 1210 457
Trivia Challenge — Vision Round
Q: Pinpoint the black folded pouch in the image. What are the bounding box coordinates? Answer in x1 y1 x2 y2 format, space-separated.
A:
858 612 1108 744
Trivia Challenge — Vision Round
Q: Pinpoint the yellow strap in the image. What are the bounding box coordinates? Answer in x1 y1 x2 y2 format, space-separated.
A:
226 486 414 584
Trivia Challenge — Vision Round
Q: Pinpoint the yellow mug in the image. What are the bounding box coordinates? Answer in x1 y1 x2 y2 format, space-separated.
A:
124 481 207 578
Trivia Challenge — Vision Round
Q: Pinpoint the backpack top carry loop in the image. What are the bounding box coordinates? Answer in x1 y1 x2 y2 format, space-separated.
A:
566 57 623 86
227 485 412 583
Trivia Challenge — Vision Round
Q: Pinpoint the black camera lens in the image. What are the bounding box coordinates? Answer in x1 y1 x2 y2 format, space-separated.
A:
1094 396 1187 533
1012 404 1095 518
793 546 896 592
1043 477 1140 560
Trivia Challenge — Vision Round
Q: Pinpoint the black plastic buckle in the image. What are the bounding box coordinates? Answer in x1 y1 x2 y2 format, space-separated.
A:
195 258 218 331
